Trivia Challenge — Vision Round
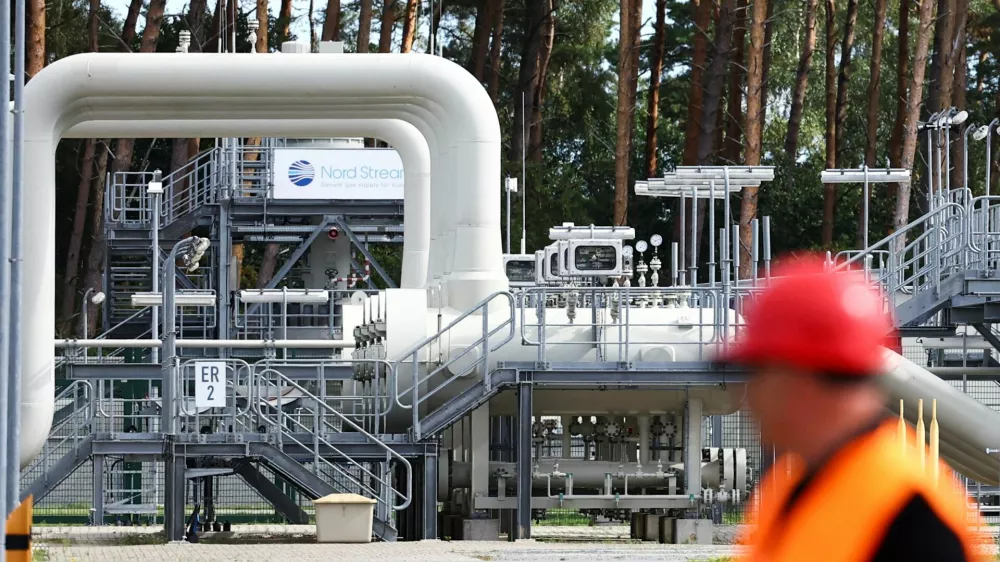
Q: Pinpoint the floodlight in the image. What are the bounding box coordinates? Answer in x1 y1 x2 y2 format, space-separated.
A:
973 126 990 142
650 234 663 248
90 292 106 305
636 240 648 253
238 289 330 304
184 237 211 273
131 291 217 307
820 168 911 184
947 110 969 126
549 223 635 241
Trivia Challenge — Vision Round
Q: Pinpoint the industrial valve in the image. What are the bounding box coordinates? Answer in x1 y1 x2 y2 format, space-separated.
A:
604 420 623 440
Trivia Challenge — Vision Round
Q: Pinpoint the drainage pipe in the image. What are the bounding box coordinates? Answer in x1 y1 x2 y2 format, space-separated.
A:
25 52 504 467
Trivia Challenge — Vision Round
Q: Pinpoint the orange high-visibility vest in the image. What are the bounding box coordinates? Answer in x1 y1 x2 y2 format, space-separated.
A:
741 421 983 561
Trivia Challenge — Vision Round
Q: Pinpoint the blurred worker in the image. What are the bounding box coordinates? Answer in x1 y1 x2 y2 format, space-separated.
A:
718 256 983 561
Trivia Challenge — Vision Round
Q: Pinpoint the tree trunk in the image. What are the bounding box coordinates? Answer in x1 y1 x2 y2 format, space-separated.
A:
82 142 110 338
256 244 282 288
62 140 97 331
61 0 105 329
722 0 747 164
759 0 775 126
821 0 837 246
471 0 495 80
644 0 668 178
310 0 318 51
400 0 419 52
893 0 937 245
949 0 968 191
859 0 889 246
379 0 395 52
486 0 505 104
528 1 556 164
512 0 546 164
278 0 293 40
682 0 715 166
927 0 957 115
784 0 818 158
428 1 445 53
833 0 859 167
358 0 373 52
256 0 270 52
864 0 889 167
739 0 767 278
887 0 910 205
695 0 735 166
207 0 223 53
121 0 144 48
27 0 45 76
322 0 341 41
613 0 641 226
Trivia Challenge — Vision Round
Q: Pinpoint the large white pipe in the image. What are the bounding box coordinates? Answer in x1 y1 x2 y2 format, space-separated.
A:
24 52 506 468
65 118 431 289
882 350 1000 484
67 103 453 304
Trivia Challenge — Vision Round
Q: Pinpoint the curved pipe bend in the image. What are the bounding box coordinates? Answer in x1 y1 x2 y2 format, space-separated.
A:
23 52 506 468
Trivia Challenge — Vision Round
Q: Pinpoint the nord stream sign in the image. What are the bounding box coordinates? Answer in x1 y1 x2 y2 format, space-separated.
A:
272 147 405 200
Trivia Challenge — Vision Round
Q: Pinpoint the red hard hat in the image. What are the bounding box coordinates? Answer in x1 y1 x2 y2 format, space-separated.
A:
719 254 894 376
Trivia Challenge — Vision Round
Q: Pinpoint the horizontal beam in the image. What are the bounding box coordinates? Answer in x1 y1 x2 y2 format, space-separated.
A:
54 338 355 349
63 362 355 381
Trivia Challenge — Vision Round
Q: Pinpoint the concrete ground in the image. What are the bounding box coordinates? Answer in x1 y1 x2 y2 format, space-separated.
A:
32 525 742 562
29 524 1000 561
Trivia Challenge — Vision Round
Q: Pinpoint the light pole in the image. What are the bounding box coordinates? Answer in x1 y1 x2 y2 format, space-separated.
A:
148 170 163 362
505 177 518 254
161 236 210 435
80 288 106 340
821 167 911 251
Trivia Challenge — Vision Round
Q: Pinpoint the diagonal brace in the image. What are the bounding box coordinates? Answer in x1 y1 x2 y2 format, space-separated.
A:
331 216 397 289
973 324 1000 355
245 218 331 318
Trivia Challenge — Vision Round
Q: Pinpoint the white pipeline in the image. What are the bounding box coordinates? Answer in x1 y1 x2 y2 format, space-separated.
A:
24 52 506 468
54 339 355 349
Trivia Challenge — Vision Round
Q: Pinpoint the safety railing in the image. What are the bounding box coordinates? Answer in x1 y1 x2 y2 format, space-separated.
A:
517 285 762 366
20 381 94 486
252 367 412 512
836 203 967 311
107 148 220 227
392 292 516 440
177 358 254 434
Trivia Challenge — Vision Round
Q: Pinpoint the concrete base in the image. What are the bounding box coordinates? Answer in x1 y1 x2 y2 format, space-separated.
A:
657 517 676 544
643 515 661 541
461 518 501 541
673 519 713 545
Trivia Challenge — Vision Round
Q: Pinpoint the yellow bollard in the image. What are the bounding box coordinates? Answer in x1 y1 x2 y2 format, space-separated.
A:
898 399 906 454
5 495 32 562
930 399 940 483
916 399 926 471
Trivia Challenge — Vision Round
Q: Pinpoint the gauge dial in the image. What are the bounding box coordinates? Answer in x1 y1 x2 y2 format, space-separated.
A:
636 240 648 253
650 234 663 247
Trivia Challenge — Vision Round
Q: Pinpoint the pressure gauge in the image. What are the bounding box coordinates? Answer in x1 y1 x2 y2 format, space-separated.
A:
650 234 663 248
623 245 633 258
636 240 648 253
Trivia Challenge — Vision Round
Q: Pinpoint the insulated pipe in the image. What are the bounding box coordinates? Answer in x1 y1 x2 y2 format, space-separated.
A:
54 339 355 349
66 118 432 289
25 53 505 468
881 350 1000 484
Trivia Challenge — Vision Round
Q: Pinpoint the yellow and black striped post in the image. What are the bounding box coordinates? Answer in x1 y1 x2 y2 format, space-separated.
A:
5 495 32 561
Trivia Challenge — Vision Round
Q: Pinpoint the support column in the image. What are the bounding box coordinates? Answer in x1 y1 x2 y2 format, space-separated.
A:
516 382 533 540
684 398 703 497
163 447 187 541
217 202 231 344
561 415 573 459
423 453 439 540
711 415 723 448
92 454 104 525
470 404 490 512
638 415 650 466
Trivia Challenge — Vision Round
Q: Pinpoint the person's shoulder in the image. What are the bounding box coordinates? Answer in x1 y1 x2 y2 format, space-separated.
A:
870 492 975 562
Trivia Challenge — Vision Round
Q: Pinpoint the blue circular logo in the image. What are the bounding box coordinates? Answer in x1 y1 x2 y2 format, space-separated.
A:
288 160 315 187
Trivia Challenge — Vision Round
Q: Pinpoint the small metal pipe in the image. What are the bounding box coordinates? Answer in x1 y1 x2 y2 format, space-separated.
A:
762 216 772 278
750 218 759 286
709 180 716 287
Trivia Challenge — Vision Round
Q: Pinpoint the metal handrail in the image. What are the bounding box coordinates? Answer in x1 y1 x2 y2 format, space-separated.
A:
392 291 515 406
252 368 412 511
21 380 93 478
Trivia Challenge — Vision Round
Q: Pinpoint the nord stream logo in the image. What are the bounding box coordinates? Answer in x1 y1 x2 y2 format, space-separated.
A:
288 160 315 187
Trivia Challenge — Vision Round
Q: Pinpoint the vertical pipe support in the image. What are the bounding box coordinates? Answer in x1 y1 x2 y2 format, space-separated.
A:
516 382 533 540
684 397 703 497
